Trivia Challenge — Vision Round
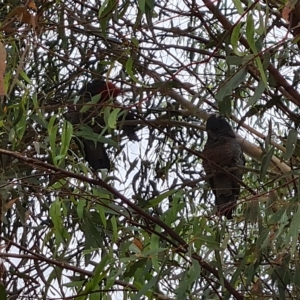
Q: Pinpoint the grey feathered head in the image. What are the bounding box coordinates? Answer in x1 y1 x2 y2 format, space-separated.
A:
206 115 235 138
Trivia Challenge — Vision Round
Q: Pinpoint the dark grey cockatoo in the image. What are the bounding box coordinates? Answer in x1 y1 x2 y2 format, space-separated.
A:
64 79 138 170
202 115 245 218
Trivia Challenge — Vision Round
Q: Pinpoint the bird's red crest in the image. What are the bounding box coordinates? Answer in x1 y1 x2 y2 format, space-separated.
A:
97 81 122 102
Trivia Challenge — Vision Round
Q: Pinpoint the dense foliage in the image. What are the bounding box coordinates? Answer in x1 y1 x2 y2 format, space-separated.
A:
0 0 300 299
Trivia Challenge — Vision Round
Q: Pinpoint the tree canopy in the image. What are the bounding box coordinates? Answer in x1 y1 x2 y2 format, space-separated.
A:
0 0 300 299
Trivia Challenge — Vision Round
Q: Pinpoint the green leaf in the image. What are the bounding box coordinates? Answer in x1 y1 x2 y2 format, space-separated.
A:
256 227 269 250
293 35 300 45
76 126 118 148
215 67 247 101
150 228 160 272
12 100 25 127
232 0 244 14
269 208 288 227
271 254 290 300
14 109 27 141
45 267 62 295
215 249 225 289
260 147 274 180
230 250 248 286
19 70 32 84
8 127 15 143
79 94 101 113
247 80 265 106
30 113 48 128
176 259 201 298
107 108 121 129
245 200 260 223
98 0 110 17
294 262 300 288
263 50 271 70
138 0 146 13
64 280 85 288
246 14 268 87
97 204 107 229
255 56 268 88
188 258 201 283
90 292 103 300
256 11 266 35
198 235 221 250
246 14 255 53
98 0 117 37
0 282 7 300
59 120 73 157
126 56 133 73
283 129 297 160
111 215 118 243
125 57 139 82
226 56 244 65
133 276 158 300
49 199 65 246
146 0 155 10
142 247 168 257
49 199 62 228
286 203 300 253
148 189 177 206
131 37 139 47
82 218 103 250
53 119 73 166
231 23 244 56
124 258 148 278
245 264 256 287
48 114 59 164
129 243 142 254
105 269 124 291
165 190 184 225
242 54 255 64
78 255 111 300
218 95 232 116
77 199 86 219
31 92 39 110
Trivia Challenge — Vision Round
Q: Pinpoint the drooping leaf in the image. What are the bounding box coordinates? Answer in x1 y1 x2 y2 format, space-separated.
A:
283 129 297 160
107 108 121 129
215 67 247 101
260 147 275 180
